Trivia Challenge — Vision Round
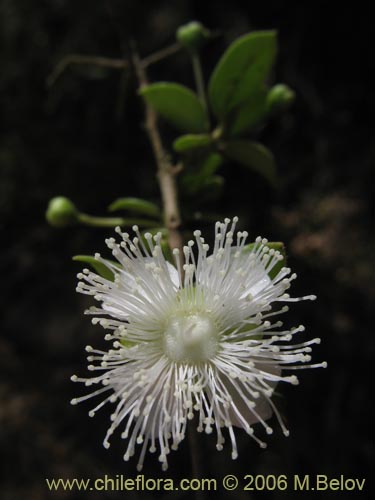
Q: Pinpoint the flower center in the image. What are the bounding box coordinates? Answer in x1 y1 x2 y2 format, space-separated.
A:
163 313 219 362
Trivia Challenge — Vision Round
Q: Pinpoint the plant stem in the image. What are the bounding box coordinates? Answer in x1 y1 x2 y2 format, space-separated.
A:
78 213 156 228
142 42 181 68
192 53 208 116
47 55 128 87
47 43 181 87
132 47 184 256
133 46 205 494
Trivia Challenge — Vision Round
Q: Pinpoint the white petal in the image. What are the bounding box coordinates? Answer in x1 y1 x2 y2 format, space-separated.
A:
166 262 180 288
247 273 271 297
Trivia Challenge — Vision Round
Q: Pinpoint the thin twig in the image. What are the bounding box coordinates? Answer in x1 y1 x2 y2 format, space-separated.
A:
191 53 208 115
132 44 205 491
77 213 157 228
142 42 181 68
47 54 128 87
131 45 184 256
47 42 181 87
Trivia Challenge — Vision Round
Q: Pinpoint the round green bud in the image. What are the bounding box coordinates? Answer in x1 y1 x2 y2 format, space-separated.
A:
46 196 78 227
176 21 210 52
267 84 295 113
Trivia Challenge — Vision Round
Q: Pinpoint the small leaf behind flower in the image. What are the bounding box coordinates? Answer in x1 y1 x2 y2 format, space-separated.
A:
173 134 213 153
108 197 160 218
139 83 209 133
73 255 120 282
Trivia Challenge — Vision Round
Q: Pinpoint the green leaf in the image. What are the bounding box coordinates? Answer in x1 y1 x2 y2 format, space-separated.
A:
108 197 160 218
139 83 208 133
228 88 268 136
223 140 277 185
173 134 212 153
244 242 286 280
73 255 120 282
208 31 277 120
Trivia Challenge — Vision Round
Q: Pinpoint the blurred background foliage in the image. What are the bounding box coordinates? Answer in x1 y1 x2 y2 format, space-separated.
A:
1 1 374 499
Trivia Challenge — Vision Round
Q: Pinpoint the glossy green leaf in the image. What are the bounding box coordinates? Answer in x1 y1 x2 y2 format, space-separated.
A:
139 83 208 133
244 241 286 280
73 255 120 282
208 31 277 119
108 197 160 218
228 88 268 136
224 140 277 185
173 134 212 153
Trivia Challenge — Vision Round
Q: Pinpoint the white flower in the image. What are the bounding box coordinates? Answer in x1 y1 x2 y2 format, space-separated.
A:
71 218 326 471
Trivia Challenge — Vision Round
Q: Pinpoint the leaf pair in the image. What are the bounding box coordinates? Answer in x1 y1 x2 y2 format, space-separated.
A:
140 31 277 136
140 31 279 186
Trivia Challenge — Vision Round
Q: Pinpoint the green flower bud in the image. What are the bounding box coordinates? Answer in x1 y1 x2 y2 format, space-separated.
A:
46 196 78 227
267 84 295 113
176 21 210 53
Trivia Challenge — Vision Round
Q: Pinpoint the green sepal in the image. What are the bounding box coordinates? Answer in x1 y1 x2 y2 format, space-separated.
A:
139 82 209 133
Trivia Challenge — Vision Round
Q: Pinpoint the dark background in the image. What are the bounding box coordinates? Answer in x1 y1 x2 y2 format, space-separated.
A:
1 1 374 499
